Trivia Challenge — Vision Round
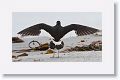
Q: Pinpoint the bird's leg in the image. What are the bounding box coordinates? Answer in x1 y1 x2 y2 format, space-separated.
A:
52 52 55 58
50 52 55 58
58 50 59 58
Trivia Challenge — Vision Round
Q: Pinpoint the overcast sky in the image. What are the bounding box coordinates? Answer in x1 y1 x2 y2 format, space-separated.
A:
12 12 102 38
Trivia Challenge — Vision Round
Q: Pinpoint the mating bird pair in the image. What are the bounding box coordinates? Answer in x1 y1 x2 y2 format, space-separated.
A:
18 21 100 58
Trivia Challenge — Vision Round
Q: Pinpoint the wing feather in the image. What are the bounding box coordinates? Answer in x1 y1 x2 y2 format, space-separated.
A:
17 23 53 36
63 24 100 36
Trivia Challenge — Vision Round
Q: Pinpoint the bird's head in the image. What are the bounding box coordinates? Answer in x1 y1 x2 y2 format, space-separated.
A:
56 21 61 26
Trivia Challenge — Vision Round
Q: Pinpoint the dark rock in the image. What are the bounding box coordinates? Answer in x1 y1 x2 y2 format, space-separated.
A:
17 53 28 57
12 55 17 59
12 37 24 43
81 40 85 42
34 43 49 51
13 49 32 53
62 40 102 52
89 40 102 51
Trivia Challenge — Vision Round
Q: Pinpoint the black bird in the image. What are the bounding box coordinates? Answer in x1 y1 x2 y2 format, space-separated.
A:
18 21 100 42
49 40 64 58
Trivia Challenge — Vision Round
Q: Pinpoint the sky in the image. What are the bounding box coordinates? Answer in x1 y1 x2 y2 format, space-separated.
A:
12 12 102 38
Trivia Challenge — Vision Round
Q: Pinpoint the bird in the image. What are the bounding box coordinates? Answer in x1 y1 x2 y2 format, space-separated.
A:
18 21 100 42
49 40 64 58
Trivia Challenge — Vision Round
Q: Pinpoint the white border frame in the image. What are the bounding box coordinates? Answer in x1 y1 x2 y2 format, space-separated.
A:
0 0 114 74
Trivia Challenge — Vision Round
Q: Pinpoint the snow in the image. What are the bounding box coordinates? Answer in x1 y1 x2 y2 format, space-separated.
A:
12 51 101 62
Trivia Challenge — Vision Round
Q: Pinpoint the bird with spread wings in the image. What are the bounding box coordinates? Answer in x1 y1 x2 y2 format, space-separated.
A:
18 21 100 42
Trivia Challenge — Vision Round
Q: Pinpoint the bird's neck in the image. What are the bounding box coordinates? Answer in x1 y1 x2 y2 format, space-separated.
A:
55 24 61 26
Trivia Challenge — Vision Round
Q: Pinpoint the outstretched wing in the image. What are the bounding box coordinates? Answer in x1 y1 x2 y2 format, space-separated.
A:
63 24 100 36
18 23 53 36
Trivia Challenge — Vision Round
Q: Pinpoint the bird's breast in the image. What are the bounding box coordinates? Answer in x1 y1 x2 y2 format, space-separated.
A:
53 27 62 35
51 27 64 42
53 41 61 45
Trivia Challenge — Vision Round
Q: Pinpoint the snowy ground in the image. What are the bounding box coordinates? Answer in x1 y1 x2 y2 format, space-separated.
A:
12 33 102 62
12 51 101 62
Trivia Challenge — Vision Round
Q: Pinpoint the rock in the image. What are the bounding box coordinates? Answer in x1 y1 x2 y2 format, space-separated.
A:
34 43 49 51
40 43 49 50
12 55 17 59
81 40 85 42
89 40 102 51
70 46 91 51
20 49 32 52
46 49 54 54
12 37 24 43
61 48 71 53
13 59 22 62
62 40 102 52
17 53 28 57
94 31 102 36
13 49 32 53
12 43 49 53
